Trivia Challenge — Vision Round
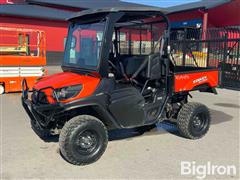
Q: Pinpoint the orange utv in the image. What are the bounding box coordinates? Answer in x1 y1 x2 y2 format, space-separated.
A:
22 8 218 165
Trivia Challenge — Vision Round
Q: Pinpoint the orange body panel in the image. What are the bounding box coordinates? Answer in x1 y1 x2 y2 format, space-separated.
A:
174 70 218 93
33 72 100 103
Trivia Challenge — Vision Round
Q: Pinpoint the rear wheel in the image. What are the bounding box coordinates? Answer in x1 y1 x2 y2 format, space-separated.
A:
0 84 4 95
177 102 211 139
59 115 108 165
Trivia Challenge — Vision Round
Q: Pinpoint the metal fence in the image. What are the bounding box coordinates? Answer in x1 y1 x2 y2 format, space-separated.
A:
170 27 240 90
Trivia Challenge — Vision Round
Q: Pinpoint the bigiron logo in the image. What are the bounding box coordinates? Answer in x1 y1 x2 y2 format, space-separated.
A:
180 161 237 179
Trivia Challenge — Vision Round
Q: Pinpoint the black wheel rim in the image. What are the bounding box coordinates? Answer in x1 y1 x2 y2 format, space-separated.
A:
191 112 209 133
74 130 100 156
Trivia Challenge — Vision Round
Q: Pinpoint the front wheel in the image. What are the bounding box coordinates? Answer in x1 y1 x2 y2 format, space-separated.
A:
59 115 108 165
177 102 211 139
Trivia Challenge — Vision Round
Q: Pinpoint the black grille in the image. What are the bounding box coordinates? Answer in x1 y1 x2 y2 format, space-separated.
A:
31 89 49 104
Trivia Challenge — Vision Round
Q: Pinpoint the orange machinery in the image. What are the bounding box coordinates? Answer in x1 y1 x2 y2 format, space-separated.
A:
0 26 47 94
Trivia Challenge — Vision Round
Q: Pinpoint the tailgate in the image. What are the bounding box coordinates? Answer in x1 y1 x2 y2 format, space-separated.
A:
174 69 218 93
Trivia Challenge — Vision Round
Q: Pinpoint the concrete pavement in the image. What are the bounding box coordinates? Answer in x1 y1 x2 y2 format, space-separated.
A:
0 67 239 179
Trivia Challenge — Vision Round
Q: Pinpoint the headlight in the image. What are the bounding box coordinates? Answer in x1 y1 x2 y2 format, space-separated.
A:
53 84 82 101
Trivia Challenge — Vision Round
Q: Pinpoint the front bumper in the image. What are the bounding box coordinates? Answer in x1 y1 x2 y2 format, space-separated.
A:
21 79 63 127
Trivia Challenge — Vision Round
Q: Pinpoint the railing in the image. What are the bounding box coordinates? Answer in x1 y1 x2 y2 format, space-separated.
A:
170 27 240 68
0 26 46 57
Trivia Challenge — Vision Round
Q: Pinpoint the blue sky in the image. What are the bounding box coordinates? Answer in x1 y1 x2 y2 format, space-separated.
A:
122 0 200 7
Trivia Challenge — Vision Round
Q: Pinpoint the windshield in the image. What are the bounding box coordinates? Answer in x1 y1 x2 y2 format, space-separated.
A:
63 22 106 70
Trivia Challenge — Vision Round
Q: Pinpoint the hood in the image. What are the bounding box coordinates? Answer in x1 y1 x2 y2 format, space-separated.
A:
33 71 100 90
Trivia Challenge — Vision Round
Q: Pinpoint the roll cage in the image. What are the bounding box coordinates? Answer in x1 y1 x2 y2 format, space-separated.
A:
62 8 170 78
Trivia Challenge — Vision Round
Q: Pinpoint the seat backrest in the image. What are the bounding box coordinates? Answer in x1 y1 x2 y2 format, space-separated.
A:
121 55 146 76
119 54 162 80
146 53 161 80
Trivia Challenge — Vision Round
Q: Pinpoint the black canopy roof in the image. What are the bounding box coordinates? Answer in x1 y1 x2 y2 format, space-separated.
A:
68 7 168 21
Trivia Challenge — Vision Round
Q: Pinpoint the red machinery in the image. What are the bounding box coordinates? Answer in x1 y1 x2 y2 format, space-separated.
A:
0 26 47 94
